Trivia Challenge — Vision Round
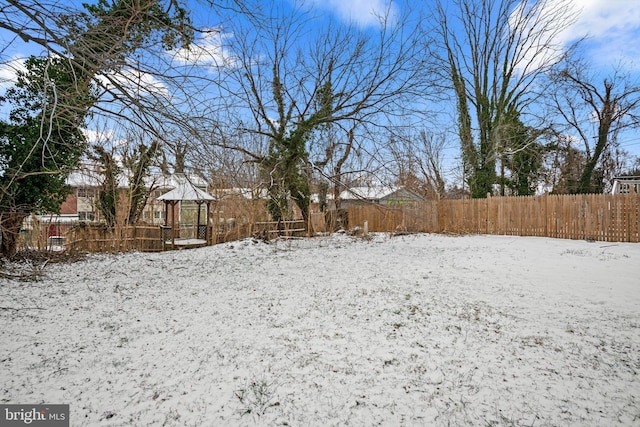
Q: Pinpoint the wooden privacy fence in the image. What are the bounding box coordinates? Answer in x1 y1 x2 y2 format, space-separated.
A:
253 220 307 238
214 223 253 244
348 193 640 243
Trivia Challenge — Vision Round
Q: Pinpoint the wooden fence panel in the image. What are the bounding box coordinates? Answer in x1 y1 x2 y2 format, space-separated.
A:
214 223 253 244
347 193 640 243
66 225 164 253
402 201 439 233
348 205 403 232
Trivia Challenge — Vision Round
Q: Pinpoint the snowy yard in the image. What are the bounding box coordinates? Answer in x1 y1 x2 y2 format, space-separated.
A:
1 233 639 426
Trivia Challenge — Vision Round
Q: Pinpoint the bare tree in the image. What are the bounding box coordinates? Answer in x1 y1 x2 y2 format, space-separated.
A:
433 0 576 198
199 1 431 223
387 130 449 199
0 0 194 131
413 131 448 198
549 61 640 193
310 125 360 213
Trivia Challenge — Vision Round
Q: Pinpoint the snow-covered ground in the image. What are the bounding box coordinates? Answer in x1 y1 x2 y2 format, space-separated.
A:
1 233 639 426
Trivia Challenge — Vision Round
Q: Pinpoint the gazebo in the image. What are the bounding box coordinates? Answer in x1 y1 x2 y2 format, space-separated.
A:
156 177 216 249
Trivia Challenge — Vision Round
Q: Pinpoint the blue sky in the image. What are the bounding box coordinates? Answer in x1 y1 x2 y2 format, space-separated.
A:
297 0 640 160
1 0 640 169
306 0 640 72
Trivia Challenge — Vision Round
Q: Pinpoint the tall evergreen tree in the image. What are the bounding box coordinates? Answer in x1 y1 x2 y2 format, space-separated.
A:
124 141 160 224
0 0 192 258
90 146 121 227
0 57 92 257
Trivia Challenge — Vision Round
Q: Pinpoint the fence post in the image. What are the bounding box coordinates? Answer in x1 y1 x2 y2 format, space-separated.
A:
544 193 548 238
132 224 137 251
486 193 491 235
627 194 632 243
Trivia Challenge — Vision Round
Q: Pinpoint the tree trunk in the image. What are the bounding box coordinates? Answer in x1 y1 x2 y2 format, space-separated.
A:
289 180 310 226
578 120 612 194
0 211 28 259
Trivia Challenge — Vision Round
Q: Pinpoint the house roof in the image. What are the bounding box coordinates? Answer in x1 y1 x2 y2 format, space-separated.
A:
339 186 422 201
66 168 129 188
66 165 209 193
340 186 387 200
612 176 640 181
148 173 209 190
215 187 268 200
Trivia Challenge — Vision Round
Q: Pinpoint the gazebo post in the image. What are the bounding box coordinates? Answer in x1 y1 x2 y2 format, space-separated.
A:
206 201 212 244
164 201 169 226
160 200 171 251
196 201 202 239
171 200 176 248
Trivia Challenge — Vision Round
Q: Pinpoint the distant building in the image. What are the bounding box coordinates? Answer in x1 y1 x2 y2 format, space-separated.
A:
337 186 424 209
59 165 209 225
61 166 119 221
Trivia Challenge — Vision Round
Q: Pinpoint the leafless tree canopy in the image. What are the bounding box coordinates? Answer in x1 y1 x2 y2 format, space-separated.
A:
433 0 577 197
187 1 433 220
548 60 640 193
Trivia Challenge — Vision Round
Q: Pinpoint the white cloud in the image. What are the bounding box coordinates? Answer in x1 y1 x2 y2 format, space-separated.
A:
308 0 398 28
96 67 169 100
0 56 27 89
170 28 237 69
558 0 640 68
81 128 115 145
509 0 640 75
564 0 640 40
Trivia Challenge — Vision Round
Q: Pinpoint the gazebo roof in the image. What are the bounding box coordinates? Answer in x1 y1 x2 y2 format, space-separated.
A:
156 178 215 202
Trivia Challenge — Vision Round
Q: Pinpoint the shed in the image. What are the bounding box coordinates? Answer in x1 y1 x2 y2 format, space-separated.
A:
339 186 424 209
611 176 640 194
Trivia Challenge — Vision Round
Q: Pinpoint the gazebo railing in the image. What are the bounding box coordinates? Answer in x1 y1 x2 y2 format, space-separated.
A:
197 224 208 240
160 225 174 249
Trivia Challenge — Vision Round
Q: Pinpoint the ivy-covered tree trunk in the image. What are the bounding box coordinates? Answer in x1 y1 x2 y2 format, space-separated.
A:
263 163 311 224
289 175 310 225
470 165 496 198
0 211 29 259
91 146 120 227
262 138 311 224
437 0 574 199
266 183 289 223
125 142 159 224
577 113 613 194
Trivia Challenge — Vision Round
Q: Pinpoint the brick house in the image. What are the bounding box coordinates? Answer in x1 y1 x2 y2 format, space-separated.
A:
58 166 209 225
